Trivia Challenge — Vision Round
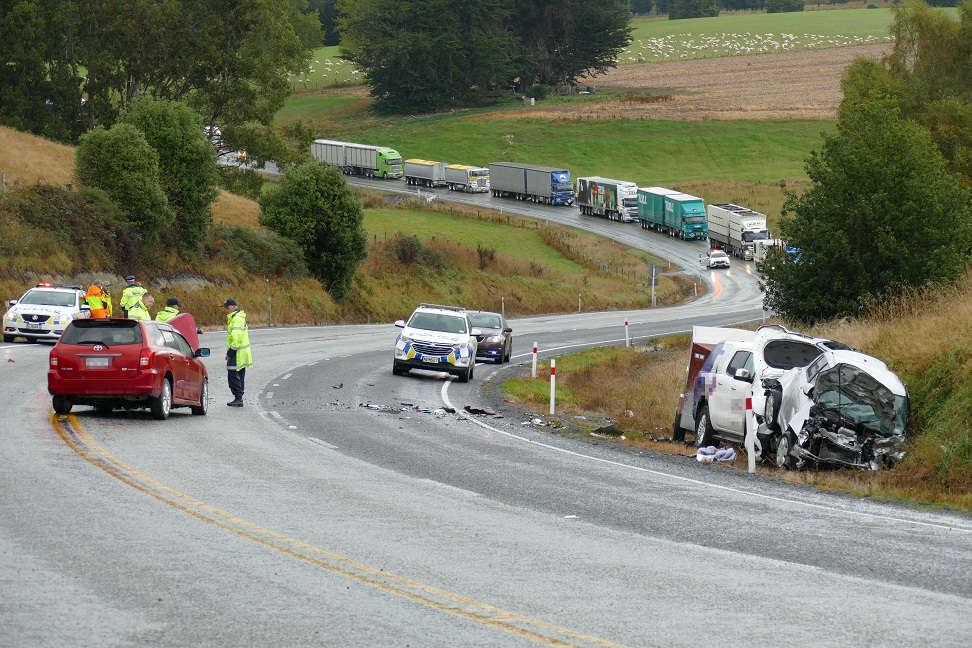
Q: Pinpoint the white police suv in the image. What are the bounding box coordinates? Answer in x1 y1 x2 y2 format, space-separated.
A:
393 304 481 383
3 283 89 343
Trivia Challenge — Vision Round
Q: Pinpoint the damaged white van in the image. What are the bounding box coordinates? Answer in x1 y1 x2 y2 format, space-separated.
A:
676 325 909 470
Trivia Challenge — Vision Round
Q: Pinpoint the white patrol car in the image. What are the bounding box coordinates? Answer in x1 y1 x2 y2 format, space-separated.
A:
3 283 90 343
393 303 481 383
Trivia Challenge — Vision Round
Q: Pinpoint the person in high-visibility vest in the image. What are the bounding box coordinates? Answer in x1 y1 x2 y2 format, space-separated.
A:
222 299 253 407
127 294 154 321
85 281 112 318
155 297 181 322
120 275 147 317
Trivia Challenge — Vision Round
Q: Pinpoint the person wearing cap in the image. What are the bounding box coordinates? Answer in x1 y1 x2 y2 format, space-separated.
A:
222 299 252 407
127 293 155 321
155 297 182 322
84 280 112 318
119 275 146 318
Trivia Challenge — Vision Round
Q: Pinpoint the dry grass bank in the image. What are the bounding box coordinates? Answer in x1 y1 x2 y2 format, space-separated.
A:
0 126 75 187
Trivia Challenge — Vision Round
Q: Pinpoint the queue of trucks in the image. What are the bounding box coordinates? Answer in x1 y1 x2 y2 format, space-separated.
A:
308 140 781 259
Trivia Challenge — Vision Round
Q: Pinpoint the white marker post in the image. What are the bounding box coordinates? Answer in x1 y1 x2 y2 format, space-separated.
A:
531 342 538 378
549 359 556 416
745 396 756 473
625 320 630 347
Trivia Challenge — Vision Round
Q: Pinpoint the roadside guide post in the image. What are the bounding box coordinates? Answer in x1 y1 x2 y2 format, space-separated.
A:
650 266 658 307
531 342 538 378
625 320 630 347
745 396 756 473
501 296 505 319
549 359 556 416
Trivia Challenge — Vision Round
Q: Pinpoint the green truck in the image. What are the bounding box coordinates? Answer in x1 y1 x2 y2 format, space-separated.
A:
637 188 707 240
637 187 679 232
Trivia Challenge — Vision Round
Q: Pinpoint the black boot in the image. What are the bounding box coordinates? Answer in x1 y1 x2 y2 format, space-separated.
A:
227 398 243 407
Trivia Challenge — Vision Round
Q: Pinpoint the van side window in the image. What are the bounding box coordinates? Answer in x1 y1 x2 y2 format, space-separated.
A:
727 350 753 377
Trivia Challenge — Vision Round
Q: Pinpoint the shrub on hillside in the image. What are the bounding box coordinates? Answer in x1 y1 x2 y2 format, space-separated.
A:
259 163 368 300
392 235 443 269
206 224 308 279
75 123 174 245
118 97 220 253
219 168 264 200
0 184 140 273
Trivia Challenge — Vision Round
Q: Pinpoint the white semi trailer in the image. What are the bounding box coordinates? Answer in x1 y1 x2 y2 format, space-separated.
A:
706 203 770 260
404 159 447 187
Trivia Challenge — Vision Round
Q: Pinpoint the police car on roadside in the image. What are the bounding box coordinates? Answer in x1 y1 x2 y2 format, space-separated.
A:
3 283 90 343
393 303 481 383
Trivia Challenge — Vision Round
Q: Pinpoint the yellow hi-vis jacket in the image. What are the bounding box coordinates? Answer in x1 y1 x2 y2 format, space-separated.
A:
127 300 151 321
155 306 180 322
226 309 253 371
120 284 147 313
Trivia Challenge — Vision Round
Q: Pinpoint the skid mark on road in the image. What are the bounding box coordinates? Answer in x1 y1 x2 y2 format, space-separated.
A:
50 412 626 648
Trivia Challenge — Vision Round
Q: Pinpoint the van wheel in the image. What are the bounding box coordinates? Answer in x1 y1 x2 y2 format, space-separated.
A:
52 396 73 415
776 429 798 470
191 378 209 416
695 404 714 447
2 335 13 343
150 377 172 420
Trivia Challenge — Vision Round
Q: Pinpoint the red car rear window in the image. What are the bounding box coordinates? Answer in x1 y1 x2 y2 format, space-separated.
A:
61 320 143 346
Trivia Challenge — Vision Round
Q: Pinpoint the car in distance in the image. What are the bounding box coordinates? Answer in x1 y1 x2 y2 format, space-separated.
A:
706 249 731 269
393 304 481 382
466 310 512 364
3 283 89 343
48 316 211 420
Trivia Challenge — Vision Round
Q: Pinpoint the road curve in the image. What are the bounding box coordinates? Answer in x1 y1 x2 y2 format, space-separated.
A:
2 186 970 647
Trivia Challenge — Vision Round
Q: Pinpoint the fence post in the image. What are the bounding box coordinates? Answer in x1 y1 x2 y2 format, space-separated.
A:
549 359 556 415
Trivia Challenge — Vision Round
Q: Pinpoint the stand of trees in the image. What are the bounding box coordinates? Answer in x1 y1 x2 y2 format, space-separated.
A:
0 0 321 146
337 0 632 114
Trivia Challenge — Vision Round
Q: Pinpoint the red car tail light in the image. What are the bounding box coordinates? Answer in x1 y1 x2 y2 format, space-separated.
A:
139 348 154 367
49 351 58 367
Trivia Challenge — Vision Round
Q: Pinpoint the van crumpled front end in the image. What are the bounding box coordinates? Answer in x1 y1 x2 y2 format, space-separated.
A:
782 362 909 470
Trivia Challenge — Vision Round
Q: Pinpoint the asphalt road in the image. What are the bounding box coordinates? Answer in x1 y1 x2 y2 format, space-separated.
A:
2 187 971 647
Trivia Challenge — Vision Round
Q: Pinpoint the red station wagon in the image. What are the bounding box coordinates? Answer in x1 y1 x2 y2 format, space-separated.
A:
48 315 211 420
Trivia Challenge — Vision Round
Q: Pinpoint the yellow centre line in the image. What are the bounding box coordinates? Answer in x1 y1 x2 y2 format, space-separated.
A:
51 412 627 648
